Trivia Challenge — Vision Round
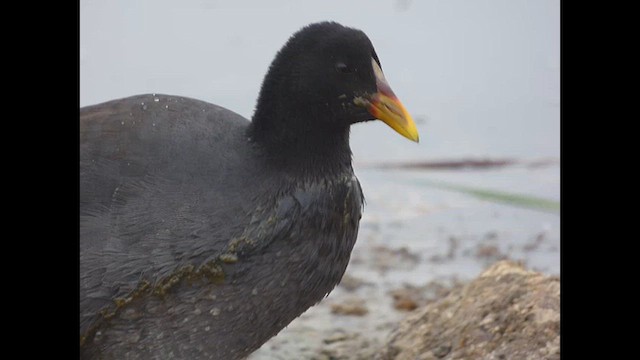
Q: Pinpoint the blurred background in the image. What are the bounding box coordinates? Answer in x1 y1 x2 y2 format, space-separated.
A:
80 0 559 358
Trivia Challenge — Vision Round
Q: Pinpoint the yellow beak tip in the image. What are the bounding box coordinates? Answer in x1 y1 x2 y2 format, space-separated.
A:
405 131 420 143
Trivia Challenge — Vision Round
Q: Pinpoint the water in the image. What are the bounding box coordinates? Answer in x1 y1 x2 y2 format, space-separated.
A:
80 0 559 161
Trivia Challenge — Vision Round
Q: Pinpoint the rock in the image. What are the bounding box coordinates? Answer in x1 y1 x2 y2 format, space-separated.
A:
330 298 369 316
389 279 461 312
391 291 419 311
338 274 373 292
312 334 376 360
378 261 560 360
323 330 351 344
370 245 421 273
389 285 426 311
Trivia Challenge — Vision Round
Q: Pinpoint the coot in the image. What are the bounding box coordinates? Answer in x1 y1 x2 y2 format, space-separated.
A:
80 21 418 359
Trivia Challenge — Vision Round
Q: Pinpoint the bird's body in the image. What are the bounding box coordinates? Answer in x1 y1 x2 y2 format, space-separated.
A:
80 94 363 358
80 22 417 359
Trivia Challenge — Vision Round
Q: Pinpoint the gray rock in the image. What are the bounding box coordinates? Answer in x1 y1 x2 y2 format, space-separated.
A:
378 261 560 360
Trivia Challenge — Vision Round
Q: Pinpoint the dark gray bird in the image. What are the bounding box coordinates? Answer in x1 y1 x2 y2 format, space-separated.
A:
80 21 418 359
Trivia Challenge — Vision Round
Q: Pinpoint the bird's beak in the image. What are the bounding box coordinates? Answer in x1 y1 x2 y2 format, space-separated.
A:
354 58 419 142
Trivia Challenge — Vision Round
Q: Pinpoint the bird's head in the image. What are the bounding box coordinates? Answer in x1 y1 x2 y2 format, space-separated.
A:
252 21 419 144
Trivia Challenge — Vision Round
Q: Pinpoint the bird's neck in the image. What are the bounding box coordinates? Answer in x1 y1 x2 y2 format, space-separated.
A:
247 113 354 177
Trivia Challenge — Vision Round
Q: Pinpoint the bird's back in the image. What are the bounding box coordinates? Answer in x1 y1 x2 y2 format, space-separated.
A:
80 94 364 359
80 94 254 340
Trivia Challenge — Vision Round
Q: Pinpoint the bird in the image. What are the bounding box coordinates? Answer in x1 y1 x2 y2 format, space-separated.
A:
80 21 418 359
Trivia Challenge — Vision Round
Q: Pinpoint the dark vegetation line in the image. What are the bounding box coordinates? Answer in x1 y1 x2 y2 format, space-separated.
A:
371 158 559 170
413 179 560 214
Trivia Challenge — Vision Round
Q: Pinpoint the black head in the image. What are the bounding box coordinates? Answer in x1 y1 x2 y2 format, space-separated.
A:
249 22 417 155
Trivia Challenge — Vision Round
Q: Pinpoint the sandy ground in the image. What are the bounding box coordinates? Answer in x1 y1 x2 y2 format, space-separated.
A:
249 163 559 359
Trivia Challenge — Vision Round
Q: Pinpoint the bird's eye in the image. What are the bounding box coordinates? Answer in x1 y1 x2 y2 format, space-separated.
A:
335 62 353 73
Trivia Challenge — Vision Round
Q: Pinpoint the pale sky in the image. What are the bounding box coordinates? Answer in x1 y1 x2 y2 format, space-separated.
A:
80 0 559 162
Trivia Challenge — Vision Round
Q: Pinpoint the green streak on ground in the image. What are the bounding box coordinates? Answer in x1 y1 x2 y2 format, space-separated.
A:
414 179 560 214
